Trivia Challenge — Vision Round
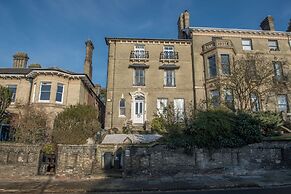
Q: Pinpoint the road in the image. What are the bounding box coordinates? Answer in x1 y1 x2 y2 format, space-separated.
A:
89 186 291 194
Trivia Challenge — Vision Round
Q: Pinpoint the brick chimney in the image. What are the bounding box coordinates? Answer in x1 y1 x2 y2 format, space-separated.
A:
260 16 275 31
287 19 291 32
178 10 190 39
13 52 29 68
84 40 94 80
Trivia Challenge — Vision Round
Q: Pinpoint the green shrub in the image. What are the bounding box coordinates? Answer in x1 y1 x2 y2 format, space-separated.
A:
53 104 101 144
151 117 166 134
233 112 262 144
251 111 283 136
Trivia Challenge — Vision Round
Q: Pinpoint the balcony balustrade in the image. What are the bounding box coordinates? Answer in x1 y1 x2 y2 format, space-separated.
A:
130 51 149 61
160 51 179 62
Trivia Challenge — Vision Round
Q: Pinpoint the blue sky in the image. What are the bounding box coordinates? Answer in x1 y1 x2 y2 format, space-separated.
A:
0 0 290 87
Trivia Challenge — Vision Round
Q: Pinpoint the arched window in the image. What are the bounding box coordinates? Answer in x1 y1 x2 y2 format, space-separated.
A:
119 98 126 116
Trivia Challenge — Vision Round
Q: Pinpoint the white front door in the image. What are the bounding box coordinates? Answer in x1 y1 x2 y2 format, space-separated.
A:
133 96 144 124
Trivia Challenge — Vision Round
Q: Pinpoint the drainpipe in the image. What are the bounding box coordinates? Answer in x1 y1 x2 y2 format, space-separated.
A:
27 77 33 105
110 41 117 129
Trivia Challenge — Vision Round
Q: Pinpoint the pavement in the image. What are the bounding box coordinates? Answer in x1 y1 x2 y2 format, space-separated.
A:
0 170 291 193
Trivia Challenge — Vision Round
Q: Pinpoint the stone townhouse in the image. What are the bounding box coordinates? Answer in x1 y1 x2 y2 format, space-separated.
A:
105 11 291 132
0 40 105 132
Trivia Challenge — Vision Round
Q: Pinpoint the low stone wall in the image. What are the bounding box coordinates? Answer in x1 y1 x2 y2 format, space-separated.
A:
0 143 41 177
56 144 96 176
123 141 291 176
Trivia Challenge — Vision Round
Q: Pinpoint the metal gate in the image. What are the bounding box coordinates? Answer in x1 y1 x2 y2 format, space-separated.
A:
38 152 57 175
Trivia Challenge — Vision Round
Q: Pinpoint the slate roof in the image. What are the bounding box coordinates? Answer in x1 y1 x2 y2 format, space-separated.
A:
101 134 162 145
0 68 32 74
0 67 79 75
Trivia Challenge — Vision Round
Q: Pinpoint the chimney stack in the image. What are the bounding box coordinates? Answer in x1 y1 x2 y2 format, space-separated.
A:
178 10 190 39
13 52 29 68
260 16 275 31
287 19 291 32
84 40 94 80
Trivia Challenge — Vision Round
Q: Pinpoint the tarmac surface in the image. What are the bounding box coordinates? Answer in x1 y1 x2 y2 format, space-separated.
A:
0 170 291 193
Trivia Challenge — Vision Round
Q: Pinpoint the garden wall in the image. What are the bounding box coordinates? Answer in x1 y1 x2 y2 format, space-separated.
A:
123 141 291 176
0 143 41 177
56 144 96 176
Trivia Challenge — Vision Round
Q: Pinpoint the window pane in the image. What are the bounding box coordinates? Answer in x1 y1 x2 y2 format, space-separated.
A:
157 98 168 115
274 62 283 78
208 55 217 78
165 70 175 87
40 83 51 101
250 93 260 112
56 93 62 102
174 98 184 119
134 69 145 86
242 39 252 50
120 99 125 107
119 99 126 116
278 95 288 112
268 40 279 50
7 85 17 102
40 92 50 101
210 90 220 107
135 102 138 114
56 84 64 102
221 54 230 75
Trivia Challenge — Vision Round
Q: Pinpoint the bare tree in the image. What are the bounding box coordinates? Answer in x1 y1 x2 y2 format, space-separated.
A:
11 105 49 144
216 53 288 111
0 86 12 123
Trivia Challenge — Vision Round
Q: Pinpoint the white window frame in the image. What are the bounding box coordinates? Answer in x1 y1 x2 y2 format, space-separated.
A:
7 85 17 103
268 40 279 51
119 98 126 117
163 45 174 59
55 83 64 104
273 62 283 79
174 98 184 120
31 83 36 103
250 93 260 112
133 68 145 86
39 82 51 103
277 94 288 112
157 98 168 115
164 70 176 87
242 39 252 51
134 44 145 59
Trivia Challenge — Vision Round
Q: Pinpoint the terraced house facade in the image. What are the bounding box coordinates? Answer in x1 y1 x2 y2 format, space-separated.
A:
105 11 291 132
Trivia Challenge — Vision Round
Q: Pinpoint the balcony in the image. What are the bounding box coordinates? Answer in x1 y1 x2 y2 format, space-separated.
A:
202 39 234 54
130 51 149 62
160 51 179 62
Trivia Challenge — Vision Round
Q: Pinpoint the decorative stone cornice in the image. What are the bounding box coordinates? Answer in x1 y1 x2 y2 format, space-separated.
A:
105 37 191 45
190 27 291 39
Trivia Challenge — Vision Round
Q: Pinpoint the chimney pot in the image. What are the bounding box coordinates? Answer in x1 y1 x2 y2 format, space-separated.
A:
287 19 291 32
13 52 29 68
84 40 94 80
260 15 275 31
